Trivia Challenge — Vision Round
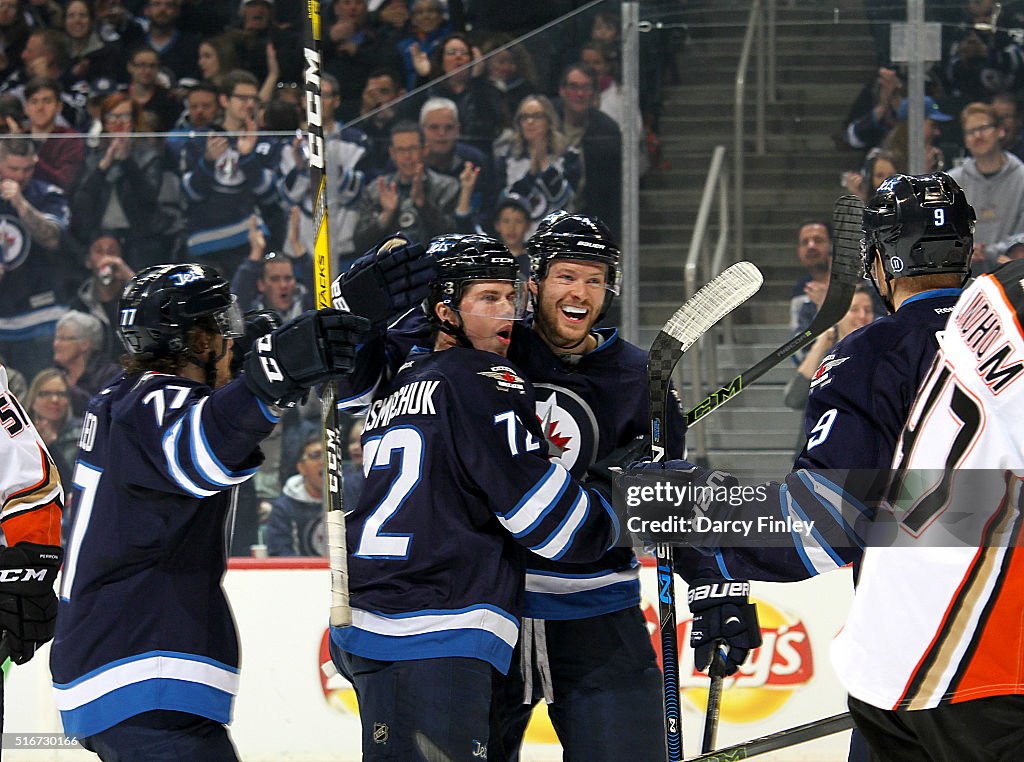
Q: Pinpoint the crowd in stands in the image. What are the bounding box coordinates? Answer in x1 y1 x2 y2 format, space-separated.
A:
0 0 678 557
841 0 1024 274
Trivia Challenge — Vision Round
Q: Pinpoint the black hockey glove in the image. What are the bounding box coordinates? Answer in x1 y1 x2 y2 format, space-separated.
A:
0 542 63 665
687 578 762 677
243 308 370 407
230 310 281 376
331 236 435 332
624 459 739 548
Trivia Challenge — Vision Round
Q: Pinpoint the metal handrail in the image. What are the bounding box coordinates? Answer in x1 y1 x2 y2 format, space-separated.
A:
682 145 729 461
733 0 764 272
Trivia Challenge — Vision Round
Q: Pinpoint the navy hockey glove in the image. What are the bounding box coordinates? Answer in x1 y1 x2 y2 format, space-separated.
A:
688 578 762 677
624 460 739 549
0 542 63 665
331 236 435 332
244 308 370 407
230 310 281 376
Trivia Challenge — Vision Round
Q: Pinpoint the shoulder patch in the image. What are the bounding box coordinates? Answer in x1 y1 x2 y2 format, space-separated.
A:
810 354 849 392
478 365 527 393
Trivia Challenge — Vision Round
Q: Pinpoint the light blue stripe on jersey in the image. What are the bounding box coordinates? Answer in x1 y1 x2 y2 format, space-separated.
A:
189 399 259 487
531 488 590 560
337 381 378 412
162 417 216 497
523 564 641 620
500 463 570 537
332 605 520 674
255 398 280 423
779 482 819 576
53 650 238 737
783 479 846 573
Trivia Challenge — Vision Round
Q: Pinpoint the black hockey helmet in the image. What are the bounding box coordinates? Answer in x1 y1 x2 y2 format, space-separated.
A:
118 263 244 357
526 212 621 321
424 234 526 332
862 172 974 283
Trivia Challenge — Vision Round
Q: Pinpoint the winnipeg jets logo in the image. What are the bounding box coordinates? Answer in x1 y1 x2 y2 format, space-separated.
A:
0 214 29 270
810 354 849 391
533 384 599 478
169 268 203 286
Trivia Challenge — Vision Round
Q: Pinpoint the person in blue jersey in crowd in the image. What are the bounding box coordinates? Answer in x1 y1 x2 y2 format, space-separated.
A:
49 263 369 760
629 172 975 761
329 213 693 761
329 234 622 761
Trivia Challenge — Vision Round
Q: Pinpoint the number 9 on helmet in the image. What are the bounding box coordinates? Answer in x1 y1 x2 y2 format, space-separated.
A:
862 172 975 284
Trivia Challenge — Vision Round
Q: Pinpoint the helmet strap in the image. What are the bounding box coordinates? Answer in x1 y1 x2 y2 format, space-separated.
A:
866 250 895 314
186 331 230 387
435 302 473 349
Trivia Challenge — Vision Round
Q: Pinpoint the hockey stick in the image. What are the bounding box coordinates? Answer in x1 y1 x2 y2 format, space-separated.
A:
649 261 764 762
686 712 854 761
304 5 350 627
685 196 865 429
701 664 723 752
688 196 863 752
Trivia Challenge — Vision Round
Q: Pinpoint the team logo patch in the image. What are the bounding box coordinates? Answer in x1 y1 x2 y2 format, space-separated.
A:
0 214 29 271
373 722 389 744
533 384 600 479
213 148 244 186
169 267 203 286
809 355 849 391
472 740 488 758
478 366 526 392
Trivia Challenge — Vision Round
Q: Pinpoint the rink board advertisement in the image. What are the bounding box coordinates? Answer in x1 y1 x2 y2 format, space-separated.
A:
5 561 853 761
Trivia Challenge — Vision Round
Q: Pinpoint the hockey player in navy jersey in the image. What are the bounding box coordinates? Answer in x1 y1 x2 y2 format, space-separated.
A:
49 263 369 760
330 234 622 761
638 173 973 577
630 174 975 758
330 213 683 761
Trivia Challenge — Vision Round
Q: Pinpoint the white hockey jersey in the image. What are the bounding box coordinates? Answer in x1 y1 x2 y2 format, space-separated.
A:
0 365 63 546
832 264 1024 711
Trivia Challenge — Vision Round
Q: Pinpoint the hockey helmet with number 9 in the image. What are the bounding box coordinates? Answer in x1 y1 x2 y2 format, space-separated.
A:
118 263 244 357
862 172 974 283
425 234 527 323
526 212 622 321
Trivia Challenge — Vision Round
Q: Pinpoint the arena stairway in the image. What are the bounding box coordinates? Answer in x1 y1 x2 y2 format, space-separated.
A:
631 0 879 472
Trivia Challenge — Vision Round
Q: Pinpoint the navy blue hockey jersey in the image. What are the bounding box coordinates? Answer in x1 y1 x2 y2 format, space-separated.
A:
337 312 684 620
683 289 962 583
50 372 278 737
332 348 619 673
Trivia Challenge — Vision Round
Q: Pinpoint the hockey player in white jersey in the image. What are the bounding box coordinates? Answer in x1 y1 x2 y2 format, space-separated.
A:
832 259 1024 760
0 363 63 666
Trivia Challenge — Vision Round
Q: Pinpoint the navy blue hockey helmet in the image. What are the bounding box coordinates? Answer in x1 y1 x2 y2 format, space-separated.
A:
862 172 974 282
525 212 622 321
424 234 527 333
118 263 244 357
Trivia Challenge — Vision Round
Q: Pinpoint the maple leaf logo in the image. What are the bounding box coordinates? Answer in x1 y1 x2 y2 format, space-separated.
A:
539 406 572 458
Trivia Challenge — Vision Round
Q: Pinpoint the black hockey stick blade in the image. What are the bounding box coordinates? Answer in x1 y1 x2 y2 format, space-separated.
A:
685 196 865 428
648 261 763 762
686 712 855 761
